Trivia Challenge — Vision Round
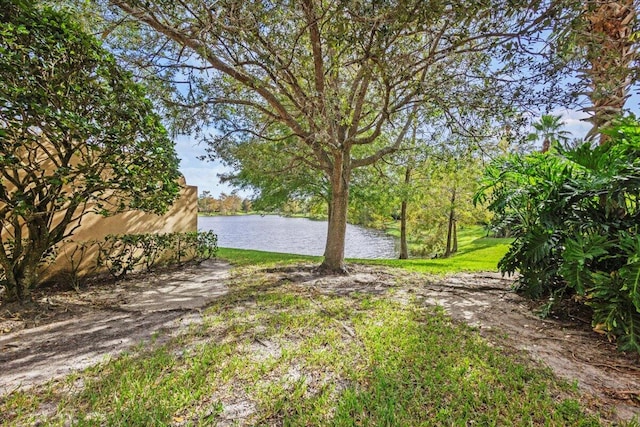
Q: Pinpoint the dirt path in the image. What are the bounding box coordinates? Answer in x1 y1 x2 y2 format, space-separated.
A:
0 260 230 395
414 273 640 422
1 262 638 422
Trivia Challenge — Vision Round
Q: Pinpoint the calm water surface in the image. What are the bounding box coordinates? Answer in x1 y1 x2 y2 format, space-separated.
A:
199 215 398 259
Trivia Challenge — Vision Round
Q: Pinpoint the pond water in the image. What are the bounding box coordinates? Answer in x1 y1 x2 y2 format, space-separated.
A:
198 215 398 259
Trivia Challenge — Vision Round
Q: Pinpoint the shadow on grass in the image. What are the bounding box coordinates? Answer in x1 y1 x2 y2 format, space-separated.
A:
6 262 601 427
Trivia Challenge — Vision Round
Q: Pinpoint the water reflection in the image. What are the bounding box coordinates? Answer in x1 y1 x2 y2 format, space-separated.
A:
198 215 398 259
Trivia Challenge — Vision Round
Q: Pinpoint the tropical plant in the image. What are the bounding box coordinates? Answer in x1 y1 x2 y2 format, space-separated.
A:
527 114 572 152
0 1 181 301
476 117 640 352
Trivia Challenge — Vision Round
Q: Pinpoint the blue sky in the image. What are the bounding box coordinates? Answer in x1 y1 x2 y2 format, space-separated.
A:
174 135 236 198
176 101 638 199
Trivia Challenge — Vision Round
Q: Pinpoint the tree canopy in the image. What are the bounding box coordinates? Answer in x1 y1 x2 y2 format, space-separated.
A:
90 0 569 272
0 0 181 300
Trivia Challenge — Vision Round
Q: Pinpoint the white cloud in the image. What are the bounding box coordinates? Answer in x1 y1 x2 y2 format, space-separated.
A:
551 108 591 140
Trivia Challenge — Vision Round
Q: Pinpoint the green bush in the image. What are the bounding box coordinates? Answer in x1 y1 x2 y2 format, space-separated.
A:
87 231 217 281
166 231 218 265
98 234 147 280
476 117 640 352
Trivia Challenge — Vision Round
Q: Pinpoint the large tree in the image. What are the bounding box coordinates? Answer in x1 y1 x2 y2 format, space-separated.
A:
96 0 565 272
0 1 181 301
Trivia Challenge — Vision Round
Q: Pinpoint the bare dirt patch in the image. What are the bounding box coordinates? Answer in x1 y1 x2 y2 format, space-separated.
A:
1 262 638 422
0 260 230 395
414 272 640 422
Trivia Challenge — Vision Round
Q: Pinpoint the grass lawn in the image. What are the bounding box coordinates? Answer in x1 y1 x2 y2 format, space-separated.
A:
219 225 513 274
217 247 321 267
365 225 513 274
1 266 603 426
1 232 619 426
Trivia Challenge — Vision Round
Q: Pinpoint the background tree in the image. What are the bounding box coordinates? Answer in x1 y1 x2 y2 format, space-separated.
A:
217 133 329 215
388 121 422 260
527 114 572 152
241 198 252 214
367 109 506 259
218 193 243 215
0 1 180 301
408 150 489 258
197 191 219 214
347 156 403 229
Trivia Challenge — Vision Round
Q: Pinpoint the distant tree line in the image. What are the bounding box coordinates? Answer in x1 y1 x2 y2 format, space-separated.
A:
197 191 252 215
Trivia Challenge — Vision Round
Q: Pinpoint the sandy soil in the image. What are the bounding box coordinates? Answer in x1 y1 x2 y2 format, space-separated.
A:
0 260 230 395
415 272 640 422
0 261 638 422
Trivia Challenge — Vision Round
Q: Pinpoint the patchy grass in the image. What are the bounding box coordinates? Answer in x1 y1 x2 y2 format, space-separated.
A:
1 265 605 426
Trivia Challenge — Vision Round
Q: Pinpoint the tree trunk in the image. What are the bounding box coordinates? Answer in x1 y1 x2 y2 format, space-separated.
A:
582 0 636 144
399 166 412 259
541 137 550 153
5 253 39 303
2 234 49 302
15 261 37 302
322 196 332 258
320 153 350 273
444 213 454 257
444 188 457 258
2 267 20 302
399 200 409 259
452 217 458 254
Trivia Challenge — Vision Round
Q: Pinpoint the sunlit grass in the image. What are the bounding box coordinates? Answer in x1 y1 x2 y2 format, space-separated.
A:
361 233 512 274
219 225 512 274
1 227 610 426
217 247 320 266
0 269 603 426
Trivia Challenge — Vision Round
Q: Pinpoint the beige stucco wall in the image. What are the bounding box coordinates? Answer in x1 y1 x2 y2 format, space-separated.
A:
39 181 198 282
66 183 197 242
0 134 199 285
